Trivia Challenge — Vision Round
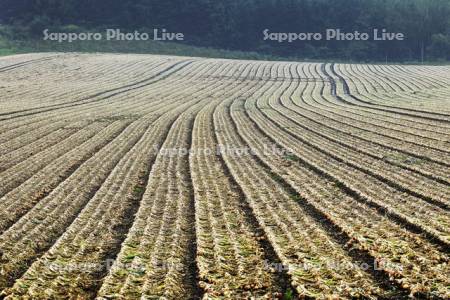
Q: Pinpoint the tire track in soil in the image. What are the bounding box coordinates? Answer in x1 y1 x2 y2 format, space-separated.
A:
327 63 450 123
0 60 194 120
0 55 60 73
320 64 450 166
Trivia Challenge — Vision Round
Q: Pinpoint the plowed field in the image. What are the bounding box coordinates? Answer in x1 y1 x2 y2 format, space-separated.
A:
0 53 449 299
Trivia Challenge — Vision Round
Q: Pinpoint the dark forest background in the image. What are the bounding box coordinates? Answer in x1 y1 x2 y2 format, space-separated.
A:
0 0 449 61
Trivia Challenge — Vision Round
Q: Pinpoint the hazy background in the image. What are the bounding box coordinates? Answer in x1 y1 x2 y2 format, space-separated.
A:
1 0 449 62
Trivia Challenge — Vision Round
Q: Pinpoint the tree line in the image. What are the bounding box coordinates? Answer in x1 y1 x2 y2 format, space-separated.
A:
1 0 449 61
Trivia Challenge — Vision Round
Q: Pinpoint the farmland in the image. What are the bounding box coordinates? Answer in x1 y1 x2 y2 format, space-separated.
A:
0 53 449 299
